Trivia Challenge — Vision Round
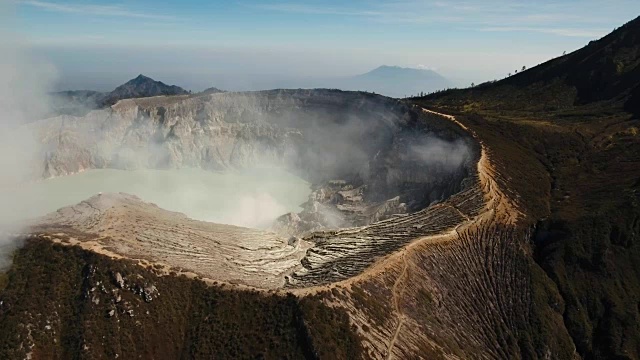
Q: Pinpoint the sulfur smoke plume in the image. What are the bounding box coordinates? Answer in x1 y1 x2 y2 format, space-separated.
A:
0 3 57 268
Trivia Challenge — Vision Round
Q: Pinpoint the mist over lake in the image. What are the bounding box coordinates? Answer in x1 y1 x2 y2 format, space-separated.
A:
0 167 310 229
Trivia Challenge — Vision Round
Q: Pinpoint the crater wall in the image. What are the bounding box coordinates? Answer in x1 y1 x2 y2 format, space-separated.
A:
30 89 478 230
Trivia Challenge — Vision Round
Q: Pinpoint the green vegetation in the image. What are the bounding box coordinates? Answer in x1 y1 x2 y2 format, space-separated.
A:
0 238 362 360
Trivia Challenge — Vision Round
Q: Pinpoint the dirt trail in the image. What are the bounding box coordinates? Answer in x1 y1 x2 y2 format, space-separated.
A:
422 108 523 224
385 249 410 359
380 109 524 359
446 203 471 222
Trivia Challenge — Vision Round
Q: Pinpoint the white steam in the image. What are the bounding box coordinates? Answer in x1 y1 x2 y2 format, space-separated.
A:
0 3 57 268
224 192 290 228
409 137 471 170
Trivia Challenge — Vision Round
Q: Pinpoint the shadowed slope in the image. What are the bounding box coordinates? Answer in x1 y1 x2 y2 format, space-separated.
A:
423 16 640 118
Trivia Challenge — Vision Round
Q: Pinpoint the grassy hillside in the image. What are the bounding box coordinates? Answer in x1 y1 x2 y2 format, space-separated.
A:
423 16 640 120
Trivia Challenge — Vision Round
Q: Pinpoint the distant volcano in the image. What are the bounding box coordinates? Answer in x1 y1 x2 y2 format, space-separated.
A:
101 74 190 106
343 65 452 98
48 74 195 117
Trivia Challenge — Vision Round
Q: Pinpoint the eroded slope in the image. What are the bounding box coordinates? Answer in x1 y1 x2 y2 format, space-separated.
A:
29 193 309 289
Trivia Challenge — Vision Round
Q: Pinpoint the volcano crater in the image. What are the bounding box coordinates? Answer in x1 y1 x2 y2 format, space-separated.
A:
26 89 480 289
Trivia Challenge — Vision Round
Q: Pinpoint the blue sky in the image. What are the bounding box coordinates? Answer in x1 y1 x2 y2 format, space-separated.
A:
8 0 640 90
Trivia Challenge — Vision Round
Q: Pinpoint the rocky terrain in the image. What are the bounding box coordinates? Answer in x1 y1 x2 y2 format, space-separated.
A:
0 86 578 359
284 109 572 359
410 16 640 360
28 192 311 289
0 237 363 360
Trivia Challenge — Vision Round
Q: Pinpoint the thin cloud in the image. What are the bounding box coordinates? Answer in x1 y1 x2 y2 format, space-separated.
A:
252 0 620 38
253 3 380 16
19 0 177 20
416 64 438 71
480 26 608 38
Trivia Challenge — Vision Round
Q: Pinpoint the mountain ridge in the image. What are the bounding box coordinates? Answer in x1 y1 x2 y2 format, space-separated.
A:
423 15 640 118
414 15 640 359
47 74 197 117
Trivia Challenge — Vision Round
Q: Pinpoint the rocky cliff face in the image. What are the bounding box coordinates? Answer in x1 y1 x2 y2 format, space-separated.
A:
29 89 477 231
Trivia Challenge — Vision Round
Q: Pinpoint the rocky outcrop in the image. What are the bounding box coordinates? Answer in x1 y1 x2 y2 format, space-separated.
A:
287 175 485 286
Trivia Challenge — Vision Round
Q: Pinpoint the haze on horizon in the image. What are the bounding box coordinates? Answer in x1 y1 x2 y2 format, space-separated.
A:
9 0 640 92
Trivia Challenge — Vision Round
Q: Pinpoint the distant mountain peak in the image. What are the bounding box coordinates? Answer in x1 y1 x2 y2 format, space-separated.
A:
369 65 437 73
201 87 226 95
376 65 400 69
132 74 153 81
360 65 445 79
102 75 189 106
348 65 450 97
125 74 167 87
